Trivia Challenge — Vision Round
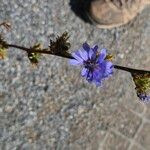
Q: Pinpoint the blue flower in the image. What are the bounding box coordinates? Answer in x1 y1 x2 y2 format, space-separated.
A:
69 42 113 86
138 93 150 103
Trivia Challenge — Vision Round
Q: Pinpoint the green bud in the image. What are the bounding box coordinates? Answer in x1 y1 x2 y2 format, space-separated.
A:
28 43 42 64
132 72 150 102
49 31 71 56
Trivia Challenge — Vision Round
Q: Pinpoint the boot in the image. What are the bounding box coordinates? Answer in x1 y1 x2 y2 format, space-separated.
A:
87 0 150 28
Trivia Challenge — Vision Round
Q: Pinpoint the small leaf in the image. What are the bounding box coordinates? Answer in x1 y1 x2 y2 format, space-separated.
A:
0 47 7 59
0 35 8 59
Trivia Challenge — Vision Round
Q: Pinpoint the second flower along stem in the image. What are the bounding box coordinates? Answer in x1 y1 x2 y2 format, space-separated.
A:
0 31 149 102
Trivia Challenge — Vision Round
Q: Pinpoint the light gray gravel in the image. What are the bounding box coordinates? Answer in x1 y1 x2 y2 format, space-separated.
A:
0 0 150 150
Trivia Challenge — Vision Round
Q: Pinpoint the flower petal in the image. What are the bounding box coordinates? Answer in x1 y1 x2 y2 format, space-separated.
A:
81 68 88 77
83 42 90 52
88 49 94 59
69 59 82 65
100 61 113 77
98 48 107 63
72 52 83 63
78 48 88 61
86 71 93 82
92 45 98 53
89 45 98 60
105 61 113 74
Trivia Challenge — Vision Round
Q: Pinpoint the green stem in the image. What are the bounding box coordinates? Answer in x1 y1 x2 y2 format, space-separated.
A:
7 44 73 59
7 44 30 51
114 65 150 74
7 44 150 74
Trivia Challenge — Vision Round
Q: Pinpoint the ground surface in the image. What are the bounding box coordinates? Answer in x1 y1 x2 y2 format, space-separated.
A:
0 0 150 150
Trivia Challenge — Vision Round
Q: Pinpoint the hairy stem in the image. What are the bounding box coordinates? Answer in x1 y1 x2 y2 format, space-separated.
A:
114 65 150 74
7 44 30 51
6 43 150 74
7 44 74 59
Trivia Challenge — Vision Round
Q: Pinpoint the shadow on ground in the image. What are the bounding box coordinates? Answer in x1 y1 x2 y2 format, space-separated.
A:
69 0 93 23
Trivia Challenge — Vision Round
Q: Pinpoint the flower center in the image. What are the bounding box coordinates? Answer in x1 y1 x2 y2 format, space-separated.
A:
84 59 97 70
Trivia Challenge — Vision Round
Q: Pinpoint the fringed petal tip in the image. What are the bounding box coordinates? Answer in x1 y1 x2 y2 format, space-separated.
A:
82 42 90 52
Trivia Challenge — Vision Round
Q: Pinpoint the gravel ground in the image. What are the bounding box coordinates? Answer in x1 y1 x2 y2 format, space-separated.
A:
0 0 150 150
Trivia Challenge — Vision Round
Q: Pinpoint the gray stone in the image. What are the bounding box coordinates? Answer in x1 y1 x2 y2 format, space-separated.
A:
0 0 150 149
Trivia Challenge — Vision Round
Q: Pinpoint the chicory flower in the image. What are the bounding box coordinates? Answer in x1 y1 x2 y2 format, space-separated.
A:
69 42 113 86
